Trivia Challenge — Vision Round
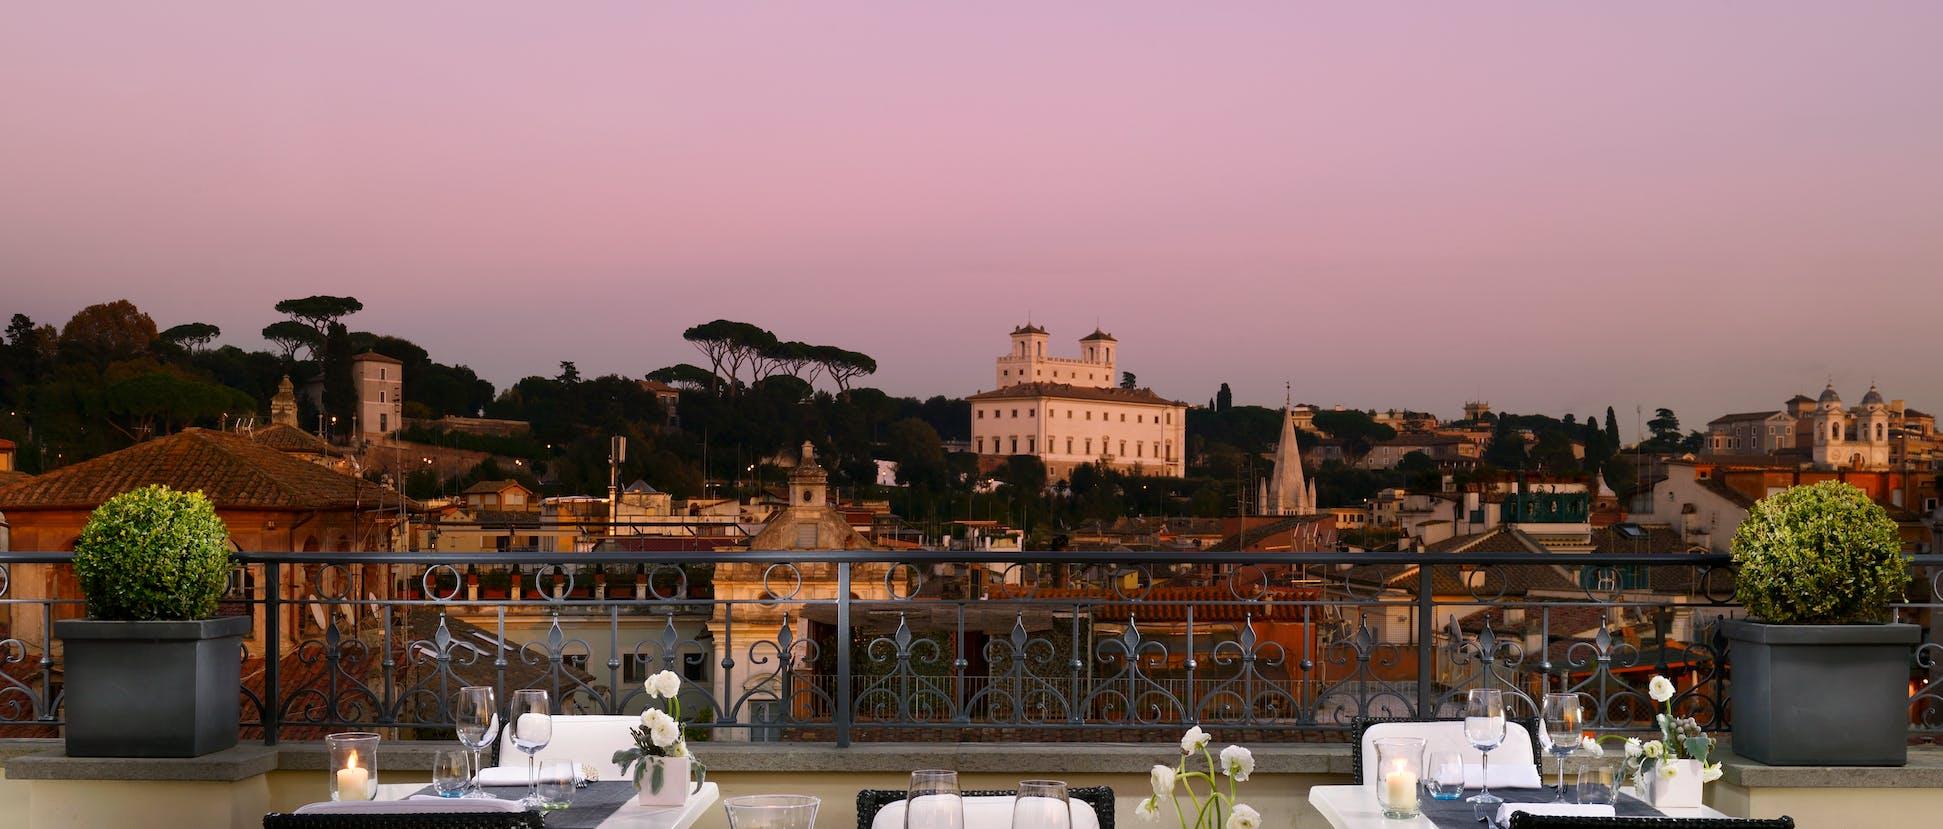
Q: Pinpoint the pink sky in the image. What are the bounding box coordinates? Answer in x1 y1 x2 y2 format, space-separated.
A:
4 3 1941 428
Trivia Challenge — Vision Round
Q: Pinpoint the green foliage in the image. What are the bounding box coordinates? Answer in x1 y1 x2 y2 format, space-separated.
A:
1214 383 1232 412
72 485 234 621
1312 409 1396 460
1731 481 1910 624
322 322 355 428
60 300 157 368
261 320 322 361
274 295 363 335
159 322 221 352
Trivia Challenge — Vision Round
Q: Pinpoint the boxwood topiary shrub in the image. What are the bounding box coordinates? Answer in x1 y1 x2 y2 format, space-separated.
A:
72 484 233 621
1731 480 1910 624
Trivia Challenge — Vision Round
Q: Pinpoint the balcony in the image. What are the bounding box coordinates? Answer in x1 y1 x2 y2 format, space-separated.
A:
1 549 1939 827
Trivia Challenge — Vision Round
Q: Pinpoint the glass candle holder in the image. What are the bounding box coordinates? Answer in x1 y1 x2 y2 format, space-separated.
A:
327 732 381 801
1372 737 1426 819
1575 754 1623 805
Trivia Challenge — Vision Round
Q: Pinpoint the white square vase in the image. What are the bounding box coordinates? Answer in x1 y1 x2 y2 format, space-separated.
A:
636 755 691 807
1643 758 1703 809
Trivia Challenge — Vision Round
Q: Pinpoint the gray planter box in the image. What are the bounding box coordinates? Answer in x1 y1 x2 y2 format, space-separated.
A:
1724 619 1918 766
56 616 252 758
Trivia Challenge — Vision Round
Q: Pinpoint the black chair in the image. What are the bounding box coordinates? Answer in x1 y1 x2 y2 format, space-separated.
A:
1507 816 1794 829
856 786 1116 829
1349 715 1544 784
263 812 546 829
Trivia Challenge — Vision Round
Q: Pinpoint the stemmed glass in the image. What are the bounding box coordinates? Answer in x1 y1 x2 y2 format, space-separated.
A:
906 769 965 829
1540 692 1584 802
454 686 499 799
508 689 553 810
1011 780 1072 829
1464 688 1507 805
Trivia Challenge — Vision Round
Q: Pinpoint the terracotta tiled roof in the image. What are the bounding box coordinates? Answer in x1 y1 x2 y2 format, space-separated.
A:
1080 328 1116 342
351 350 403 365
462 479 529 495
1706 410 1786 425
0 438 15 449
968 382 1184 407
245 423 337 455
1698 478 1757 509
0 469 27 485
0 427 412 511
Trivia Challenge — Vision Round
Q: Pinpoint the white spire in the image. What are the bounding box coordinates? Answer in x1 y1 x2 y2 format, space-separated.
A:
1264 404 1310 516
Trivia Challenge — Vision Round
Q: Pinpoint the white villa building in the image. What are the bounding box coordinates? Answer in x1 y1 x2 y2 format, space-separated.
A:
969 324 1188 480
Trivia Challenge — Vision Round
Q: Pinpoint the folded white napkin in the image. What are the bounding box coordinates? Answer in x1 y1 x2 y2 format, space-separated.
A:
478 765 586 787
872 795 1101 829
295 798 525 814
1463 763 1545 789
1495 802 1616 823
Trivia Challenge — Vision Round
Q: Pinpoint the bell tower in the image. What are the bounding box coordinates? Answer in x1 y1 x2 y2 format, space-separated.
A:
788 441 828 506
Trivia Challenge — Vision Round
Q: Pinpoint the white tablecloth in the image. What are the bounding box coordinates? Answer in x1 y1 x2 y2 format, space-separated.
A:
1306 785 1729 828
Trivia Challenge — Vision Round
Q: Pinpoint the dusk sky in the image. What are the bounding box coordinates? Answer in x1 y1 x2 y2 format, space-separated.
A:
5 4 1941 432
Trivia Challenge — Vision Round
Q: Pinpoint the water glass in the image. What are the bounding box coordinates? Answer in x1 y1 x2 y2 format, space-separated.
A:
535 761 576 812
1372 737 1425 819
1541 692 1584 802
1426 750 1465 800
509 689 553 809
1575 755 1622 805
432 749 472 798
724 794 821 829
907 769 965 829
1011 779 1072 829
326 732 380 801
1464 688 1507 805
454 686 498 799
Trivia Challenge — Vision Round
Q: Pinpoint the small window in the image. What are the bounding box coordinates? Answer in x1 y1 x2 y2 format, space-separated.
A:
795 525 818 547
1119 413 1126 422
1027 437 1036 452
1011 409 1018 418
380 368 387 380
1028 409 1035 417
1085 412 1092 421
1010 437 1018 453
978 409 985 419
1119 440 1127 456
977 438 984 453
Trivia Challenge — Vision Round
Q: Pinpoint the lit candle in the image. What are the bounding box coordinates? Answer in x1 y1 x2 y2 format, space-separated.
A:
337 754 371 801
1383 758 1418 812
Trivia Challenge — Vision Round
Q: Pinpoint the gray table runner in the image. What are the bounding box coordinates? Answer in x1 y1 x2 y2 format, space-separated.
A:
1418 789 1664 828
407 781 649 829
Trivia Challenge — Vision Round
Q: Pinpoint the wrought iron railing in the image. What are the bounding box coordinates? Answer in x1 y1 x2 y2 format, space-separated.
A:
0 550 1938 744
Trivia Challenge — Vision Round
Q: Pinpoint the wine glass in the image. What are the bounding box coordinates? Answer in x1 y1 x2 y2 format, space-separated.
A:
454 685 499 799
1011 780 1071 829
1540 692 1584 802
905 769 964 829
509 689 553 810
1464 688 1507 805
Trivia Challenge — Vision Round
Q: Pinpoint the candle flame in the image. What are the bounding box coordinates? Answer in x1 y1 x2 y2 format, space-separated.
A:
346 754 359 771
1392 758 1405 772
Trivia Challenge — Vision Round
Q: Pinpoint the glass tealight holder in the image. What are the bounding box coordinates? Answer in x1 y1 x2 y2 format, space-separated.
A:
1372 737 1426 819
327 732 381 801
1426 750 1465 800
1575 754 1623 805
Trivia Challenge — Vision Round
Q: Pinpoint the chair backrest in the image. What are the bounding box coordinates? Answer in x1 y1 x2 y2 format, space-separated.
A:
494 714 638 779
1351 716 1542 786
855 787 1116 829
265 811 545 829
1508 816 1794 829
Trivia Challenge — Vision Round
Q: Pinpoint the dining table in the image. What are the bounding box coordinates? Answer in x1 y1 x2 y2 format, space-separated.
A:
1307 783 1728 828
374 780 720 829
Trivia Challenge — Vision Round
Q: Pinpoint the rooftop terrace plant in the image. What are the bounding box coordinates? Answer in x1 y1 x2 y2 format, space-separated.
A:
1730 480 1909 624
72 484 233 621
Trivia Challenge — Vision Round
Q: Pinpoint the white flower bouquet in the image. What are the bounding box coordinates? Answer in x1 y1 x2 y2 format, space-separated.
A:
1589 674 1721 791
613 670 708 799
1137 727 1258 829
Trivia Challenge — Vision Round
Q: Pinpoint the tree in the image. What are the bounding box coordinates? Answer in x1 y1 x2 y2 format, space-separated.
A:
1312 409 1397 462
557 361 581 383
1644 408 1684 452
646 364 720 391
1215 383 1233 412
59 300 157 367
1531 430 1581 474
1605 407 1621 449
812 345 876 394
322 323 355 433
768 341 817 383
261 320 322 362
1120 372 1137 389
885 417 948 490
274 295 363 338
1484 417 1529 469
681 320 741 393
159 322 221 353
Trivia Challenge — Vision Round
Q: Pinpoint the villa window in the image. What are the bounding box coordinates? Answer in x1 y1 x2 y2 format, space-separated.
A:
1011 409 1018 418
1028 409 1035 417
1066 437 1073 454
1085 438 1093 454
1028 437 1036 452
1119 440 1127 456
1136 442 1144 457
978 409 985 419
1010 437 1018 453
1086 412 1092 421
977 438 985 453
1119 413 1126 422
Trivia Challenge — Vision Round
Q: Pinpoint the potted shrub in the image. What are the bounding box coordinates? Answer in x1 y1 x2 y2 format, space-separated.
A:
1724 480 1917 766
56 485 250 757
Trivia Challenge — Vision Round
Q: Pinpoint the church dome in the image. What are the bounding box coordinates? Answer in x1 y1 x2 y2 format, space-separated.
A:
1861 385 1885 406
1817 384 1842 406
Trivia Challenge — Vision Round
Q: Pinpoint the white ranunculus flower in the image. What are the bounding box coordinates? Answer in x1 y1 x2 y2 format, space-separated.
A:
1701 762 1722 783
1580 736 1603 757
1219 744 1255 781
1180 726 1210 755
1150 764 1177 798
646 670 682 699
1134 796 1160 821
1225 803 1261 829
642 708 681 748
1624 738 1642 759
668 739 688 758
1641 740 1665 760
1658 761 1679 779
1648 676 1675 703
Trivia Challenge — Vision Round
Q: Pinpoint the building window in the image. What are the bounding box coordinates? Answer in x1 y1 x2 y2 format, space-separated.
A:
977 438 984 453
379 414 388 432
380 368 386 380
1066 437 1073 454
1010 437 1018 453
1119 413 1126 422
1011 409 1018 418
1165 412 1171 425
1086 412 1092 421
1136 442 1143 457
1028 409 1035 417
1119 440 1127 456
1085 438 1092 455
1027 437 1035 452
978 409 985 419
